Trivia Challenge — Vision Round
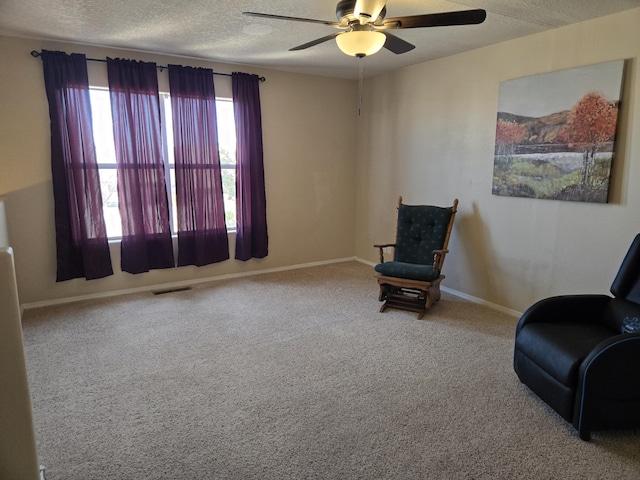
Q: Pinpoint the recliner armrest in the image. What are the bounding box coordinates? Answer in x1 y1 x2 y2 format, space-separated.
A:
579 332 640 396
574 332 640 438
516 295 612 335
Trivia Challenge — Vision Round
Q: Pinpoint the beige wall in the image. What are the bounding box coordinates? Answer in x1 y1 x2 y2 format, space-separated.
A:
0 36 358 306
2 8 640 312
356 8 640 313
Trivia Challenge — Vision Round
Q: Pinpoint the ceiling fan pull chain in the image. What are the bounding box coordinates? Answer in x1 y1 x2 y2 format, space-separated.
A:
358 56 364 116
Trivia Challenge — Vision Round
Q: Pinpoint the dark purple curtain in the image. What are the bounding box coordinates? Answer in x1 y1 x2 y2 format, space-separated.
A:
40 50 113 281
107 58 175 273
232 73 268 261
168 65 229 266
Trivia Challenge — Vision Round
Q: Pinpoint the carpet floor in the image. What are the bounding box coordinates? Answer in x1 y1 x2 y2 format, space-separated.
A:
22 261 640 479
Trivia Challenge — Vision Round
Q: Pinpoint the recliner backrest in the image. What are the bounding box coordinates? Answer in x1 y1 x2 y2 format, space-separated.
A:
610 234 640 304
395 205 453 266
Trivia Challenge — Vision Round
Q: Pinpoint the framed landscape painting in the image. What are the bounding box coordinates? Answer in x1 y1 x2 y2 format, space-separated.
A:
492 60 626 203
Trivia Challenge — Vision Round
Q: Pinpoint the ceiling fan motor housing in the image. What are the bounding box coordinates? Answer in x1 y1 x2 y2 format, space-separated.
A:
336 0 386 24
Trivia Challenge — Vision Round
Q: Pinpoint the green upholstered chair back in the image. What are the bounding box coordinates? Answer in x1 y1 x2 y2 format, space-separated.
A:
395 205 453 266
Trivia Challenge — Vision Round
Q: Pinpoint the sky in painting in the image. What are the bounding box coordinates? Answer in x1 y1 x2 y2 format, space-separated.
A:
497 60 625 118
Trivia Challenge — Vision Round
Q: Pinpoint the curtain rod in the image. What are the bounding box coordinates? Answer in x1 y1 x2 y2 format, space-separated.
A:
30 50 266 82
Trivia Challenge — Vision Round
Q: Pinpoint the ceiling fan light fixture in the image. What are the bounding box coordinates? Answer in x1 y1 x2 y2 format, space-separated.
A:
336 30 386 57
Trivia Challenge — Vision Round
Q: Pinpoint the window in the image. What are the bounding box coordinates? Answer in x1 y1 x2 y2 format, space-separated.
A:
90 88 236 238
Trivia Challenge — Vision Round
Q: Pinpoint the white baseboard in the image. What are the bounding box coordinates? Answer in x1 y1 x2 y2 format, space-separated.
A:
356 257 376 267
354 257 521 318
439 286 521 317
23 257 522 318
21 257 358 311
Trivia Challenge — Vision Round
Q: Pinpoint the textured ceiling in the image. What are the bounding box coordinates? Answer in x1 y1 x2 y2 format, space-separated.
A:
1 0 639 79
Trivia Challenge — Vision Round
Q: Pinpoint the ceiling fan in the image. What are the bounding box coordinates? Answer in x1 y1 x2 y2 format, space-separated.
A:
243 0 487 58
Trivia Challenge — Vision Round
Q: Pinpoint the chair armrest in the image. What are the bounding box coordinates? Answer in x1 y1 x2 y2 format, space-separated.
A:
432 249 449 270
515 295 612 335
373 243 396 264
575 332 640 437
580 332 640 390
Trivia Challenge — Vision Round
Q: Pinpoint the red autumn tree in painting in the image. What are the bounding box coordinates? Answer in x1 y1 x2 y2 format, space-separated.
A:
495 120 528 160
561 91 618 185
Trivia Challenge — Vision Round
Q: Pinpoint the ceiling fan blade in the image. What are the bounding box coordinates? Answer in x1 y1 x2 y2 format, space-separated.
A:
382 9 486 29
289 33 342 51
382 32 415 54
243 11 341 27
354 0 387 23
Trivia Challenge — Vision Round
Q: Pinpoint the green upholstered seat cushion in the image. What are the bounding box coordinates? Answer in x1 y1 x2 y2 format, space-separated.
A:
375 261 440 282
395 204 452 266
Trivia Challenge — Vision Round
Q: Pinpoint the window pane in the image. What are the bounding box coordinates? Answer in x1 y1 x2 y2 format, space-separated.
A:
162 94 175 166
90 89 117 165
169 167 177 231
216 100 236 166
90 89 120 238
217 99 237 229
221 168 236 228
98 168 122 238
160 93 176 232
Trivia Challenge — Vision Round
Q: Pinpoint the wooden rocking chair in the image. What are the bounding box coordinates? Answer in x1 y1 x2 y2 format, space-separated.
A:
374 197 458 319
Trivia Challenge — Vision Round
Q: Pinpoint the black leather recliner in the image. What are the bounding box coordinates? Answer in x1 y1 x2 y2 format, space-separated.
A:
514 234 640 440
